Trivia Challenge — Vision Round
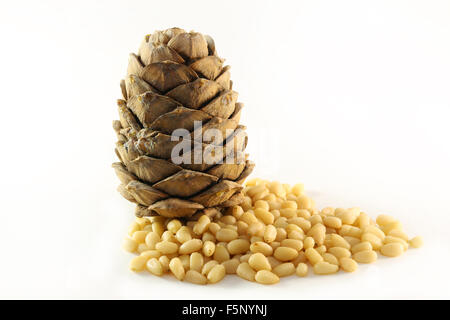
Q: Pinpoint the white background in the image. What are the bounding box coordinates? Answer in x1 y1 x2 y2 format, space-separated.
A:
0 0 449 299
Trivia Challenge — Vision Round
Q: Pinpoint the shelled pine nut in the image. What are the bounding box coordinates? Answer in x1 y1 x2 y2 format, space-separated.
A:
255 270 280 284
273 263 295 277
353 250 378 264
313 262 339 275
249 253 272 271
237 262 256 281
185 270 207 285
146 258 164 276
380 243 404 257
122 179 421 285
169 257 185 281
409 236 423 248
207 265 226 284
339 258 358 272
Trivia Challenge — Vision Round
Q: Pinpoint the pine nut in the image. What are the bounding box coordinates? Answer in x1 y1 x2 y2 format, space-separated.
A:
328 247 351 259
307 223 326 245
339 225 362 238
409 236 423 248
254 208 275 225
297 209 311 219
316 245 327 255
249 253 272 271
250 242 273 256
167 219 182 233
190 252 204 272
328 234 351 249
240 253 252 263
291 183 304 196
152 221 164 237
297 195 312 210
207 264 226 283
132 231 148 243
227 239 250 255
179 239 202 255
185 270 207 285
264 225 277 243
144 232 160 250
254 200 270 211
269 201 282 211
137 243 149 254
146 258 164 276
193 215 210 235
213 245 230 263
288 230 304 240
237 262 256 282
271 209 281 219
237 221 249 235
351 241 372 254
156 241 178 255
232 206 244 219
353 250 377 264
247 184 266 198
275 228 287 242
268 256 282 268
376 214 396 226
339 258 358 272
222 259 240 274
288 217 311 232
159 256 169 272
324 216 342 229
273 263 295 277
274 247 298 262
255 270 279 284
388 230 409 241
202 260 219 275
296 263 308 277
129 255 148 272
202 240 216 257
305 248 323 265
357 212 370 229
175 227 192 243
303 237 315 249
220 215 236 225
321 207 335 216
361 233 383 250
140 250 161 259
384 236 408 251
161 231 175 242
363 225 386 240
208 222 221 235
309 214 322 226
281 239 303 251
123 238 138 253
380 243 404 257
323 253 339 265
343 236 361 247
314 262 339 275
169 257 185 280
241 211 259 225
216 228 238 242
202 232 215 242
380 221 403 235
179 255 190 270
128 222 141 236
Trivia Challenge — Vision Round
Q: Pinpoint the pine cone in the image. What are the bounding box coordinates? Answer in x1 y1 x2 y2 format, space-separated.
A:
113 28 254 218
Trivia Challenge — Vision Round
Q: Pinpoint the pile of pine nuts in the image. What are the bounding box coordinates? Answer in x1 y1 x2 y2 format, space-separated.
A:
123 179 423 285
